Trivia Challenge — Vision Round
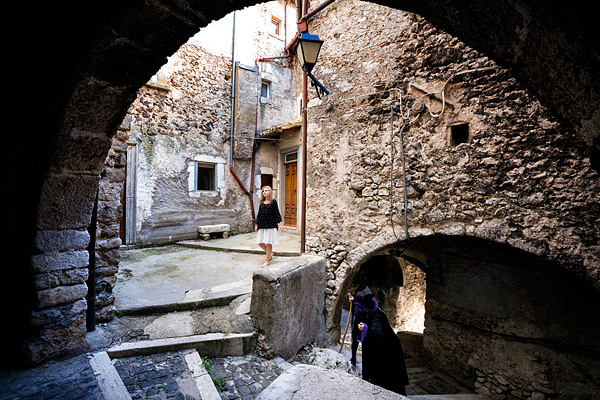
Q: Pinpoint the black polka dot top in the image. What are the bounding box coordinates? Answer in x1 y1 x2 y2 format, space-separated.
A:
256 200 283 229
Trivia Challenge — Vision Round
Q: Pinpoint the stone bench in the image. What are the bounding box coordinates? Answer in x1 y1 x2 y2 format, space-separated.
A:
198 224 230 240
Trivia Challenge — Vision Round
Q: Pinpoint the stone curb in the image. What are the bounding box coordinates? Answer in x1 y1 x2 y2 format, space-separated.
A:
106 332 257 358
184 351 222 400
89 351 132 400
177 240 301 257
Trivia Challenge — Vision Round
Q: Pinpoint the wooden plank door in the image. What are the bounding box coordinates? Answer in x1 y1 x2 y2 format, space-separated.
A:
284 161 297 227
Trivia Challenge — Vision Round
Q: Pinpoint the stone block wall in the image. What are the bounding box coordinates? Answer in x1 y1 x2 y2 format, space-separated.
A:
303 1 600 398
307 0 599 289
94 117 129 322
251 255 329 360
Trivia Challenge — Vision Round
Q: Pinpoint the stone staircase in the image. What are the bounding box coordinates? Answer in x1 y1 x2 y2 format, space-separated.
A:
106 277 257 358
91 276 257 400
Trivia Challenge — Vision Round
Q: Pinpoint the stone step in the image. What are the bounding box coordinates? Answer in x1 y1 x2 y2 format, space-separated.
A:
107 294 253 345
107 332 257 358
92 349 224 400
407 396 485 399
118 277 252 316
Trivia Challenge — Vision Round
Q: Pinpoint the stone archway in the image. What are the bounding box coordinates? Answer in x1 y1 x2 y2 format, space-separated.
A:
330 231 600 398
4 0 600 367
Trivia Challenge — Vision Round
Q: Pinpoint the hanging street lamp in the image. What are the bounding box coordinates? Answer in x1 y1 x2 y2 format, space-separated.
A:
296 33 329 99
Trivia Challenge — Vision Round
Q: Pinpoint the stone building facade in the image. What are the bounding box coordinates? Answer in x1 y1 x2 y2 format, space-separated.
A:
303 1 600 399
117 0 301 245
7 1 599 399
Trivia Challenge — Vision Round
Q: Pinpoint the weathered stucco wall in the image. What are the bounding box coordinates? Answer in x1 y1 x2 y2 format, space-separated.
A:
304 1 600 398
128 44 252 244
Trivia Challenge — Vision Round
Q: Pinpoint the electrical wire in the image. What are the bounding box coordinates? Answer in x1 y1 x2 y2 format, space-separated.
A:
390 108 409 241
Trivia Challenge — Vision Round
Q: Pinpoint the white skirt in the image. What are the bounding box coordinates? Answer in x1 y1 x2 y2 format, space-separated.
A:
256 228 279 245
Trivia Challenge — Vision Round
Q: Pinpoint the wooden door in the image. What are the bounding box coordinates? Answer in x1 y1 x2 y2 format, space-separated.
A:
284 161 297 227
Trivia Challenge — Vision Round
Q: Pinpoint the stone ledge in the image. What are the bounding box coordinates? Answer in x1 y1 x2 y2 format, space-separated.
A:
256 364 408 400
106 332 256 358
89 351 132 400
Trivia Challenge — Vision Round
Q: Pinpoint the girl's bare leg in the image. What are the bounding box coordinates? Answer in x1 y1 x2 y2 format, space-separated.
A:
258 243 267 251
263 244 273 267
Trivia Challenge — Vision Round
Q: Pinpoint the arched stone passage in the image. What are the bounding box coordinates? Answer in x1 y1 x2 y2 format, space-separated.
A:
331 232 600 398
4 0 600 366
3 0 262 366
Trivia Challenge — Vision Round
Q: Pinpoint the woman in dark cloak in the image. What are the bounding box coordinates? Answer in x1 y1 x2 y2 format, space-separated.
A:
349 287 409 395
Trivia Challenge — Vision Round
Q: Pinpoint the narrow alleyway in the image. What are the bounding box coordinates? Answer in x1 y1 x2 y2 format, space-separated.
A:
0 233 480 400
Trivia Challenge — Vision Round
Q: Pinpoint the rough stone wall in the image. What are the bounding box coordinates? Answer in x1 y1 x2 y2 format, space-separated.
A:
94 117 128 322
396 258 425 333
306 0 599 299
421 236 600 399
304 0 600 398
128 44 253 244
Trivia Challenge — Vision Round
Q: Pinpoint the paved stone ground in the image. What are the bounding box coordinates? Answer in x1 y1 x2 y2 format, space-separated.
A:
0 354 103 400
207 354 293 400
113 350 202 400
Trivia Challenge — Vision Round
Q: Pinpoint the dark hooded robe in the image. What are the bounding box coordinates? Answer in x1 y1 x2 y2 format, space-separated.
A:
350 287 409 395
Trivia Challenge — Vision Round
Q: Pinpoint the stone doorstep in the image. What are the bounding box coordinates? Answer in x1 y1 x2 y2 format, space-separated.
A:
106 332 257 359
90 350 223 400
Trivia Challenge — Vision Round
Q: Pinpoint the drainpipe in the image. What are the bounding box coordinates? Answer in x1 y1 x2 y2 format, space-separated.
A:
228 11 257 222
300 0 309 254
301 64 308 254
299 0 336 22
230 10 236 165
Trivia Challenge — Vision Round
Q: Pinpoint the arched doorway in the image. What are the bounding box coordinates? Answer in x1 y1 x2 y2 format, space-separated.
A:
336 235 600 398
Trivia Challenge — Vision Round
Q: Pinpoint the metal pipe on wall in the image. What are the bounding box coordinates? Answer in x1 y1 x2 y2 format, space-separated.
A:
230 11 236 164
300 0 309 254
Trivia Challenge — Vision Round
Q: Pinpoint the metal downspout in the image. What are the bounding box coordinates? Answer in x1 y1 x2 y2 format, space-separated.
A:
228 11 257 222
230 10 236 165
300 0 309 254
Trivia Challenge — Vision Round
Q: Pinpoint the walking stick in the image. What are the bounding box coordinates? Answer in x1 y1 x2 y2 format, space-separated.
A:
339 296 353 353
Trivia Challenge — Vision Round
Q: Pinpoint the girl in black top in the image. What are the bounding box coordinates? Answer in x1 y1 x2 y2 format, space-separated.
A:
254 186 283 268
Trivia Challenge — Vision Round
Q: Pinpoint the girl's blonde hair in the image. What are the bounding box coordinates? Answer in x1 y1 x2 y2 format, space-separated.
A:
260 186 273 204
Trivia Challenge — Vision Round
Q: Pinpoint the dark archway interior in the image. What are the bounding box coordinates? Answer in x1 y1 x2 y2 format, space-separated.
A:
3 0 599 368
341 235 600 395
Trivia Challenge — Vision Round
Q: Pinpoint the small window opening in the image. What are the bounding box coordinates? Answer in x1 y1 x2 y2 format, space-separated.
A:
261 80 271 99
450 123 470 146
285 152 297 163
271 17 281 36
196 163 216 191
261 174 273 189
